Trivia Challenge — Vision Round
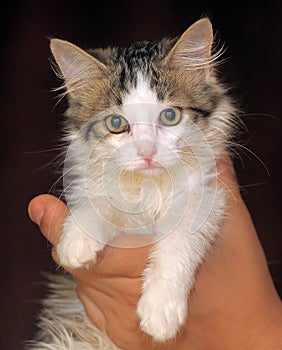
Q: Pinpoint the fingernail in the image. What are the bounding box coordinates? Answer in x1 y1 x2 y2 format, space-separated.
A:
29 204 45 225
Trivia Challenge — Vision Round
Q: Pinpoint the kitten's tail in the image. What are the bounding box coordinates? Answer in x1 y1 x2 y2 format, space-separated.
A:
25 273 119 350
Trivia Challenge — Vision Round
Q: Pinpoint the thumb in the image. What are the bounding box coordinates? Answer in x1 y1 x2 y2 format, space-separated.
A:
28 194 68 246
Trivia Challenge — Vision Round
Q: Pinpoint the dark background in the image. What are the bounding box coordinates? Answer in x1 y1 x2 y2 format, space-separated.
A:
1 1 281 349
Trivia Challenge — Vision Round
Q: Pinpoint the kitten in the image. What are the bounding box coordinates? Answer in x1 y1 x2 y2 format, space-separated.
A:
29 18 236 349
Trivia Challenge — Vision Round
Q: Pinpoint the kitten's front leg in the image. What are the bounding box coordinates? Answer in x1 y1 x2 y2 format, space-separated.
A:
57 214 105 269
137 230 211 342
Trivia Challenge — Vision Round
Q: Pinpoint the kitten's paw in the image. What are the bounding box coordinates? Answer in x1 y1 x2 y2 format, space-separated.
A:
137 286 187 342
57 225 104 269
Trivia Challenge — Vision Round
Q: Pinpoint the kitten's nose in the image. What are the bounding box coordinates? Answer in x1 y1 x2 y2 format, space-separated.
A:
137 143 157 163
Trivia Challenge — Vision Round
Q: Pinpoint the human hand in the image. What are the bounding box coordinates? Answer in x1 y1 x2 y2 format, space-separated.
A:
28 157 282 350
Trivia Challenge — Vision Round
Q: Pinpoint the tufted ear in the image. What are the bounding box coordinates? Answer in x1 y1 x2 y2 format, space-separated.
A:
50 39 107 99
166 18 215 80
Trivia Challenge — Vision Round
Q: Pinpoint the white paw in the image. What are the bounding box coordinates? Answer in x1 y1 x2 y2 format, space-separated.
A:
57 223 104 269
137 286 187 342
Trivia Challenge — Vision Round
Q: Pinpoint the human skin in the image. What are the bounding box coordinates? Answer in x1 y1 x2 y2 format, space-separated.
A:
28 157 282 350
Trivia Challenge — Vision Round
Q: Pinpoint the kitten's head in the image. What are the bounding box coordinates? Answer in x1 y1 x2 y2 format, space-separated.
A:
51 18 234 178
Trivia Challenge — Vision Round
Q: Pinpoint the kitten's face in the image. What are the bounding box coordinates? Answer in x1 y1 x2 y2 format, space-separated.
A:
84 73 198 176
51 18 234 179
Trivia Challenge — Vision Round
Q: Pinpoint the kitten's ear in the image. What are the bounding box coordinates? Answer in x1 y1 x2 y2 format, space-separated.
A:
50 39 107 98
166 18 214 79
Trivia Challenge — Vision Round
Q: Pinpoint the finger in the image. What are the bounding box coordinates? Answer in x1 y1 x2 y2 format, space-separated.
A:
28 194 69 246
28 195 149 277
76 285 106 331
63 243 150 281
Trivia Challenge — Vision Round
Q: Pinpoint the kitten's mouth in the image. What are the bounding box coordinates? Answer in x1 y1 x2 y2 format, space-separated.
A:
125 158 163 174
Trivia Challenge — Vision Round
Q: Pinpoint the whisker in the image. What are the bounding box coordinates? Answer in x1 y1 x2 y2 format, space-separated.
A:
216 175 237 202
23 145 67 154
227 142 270 176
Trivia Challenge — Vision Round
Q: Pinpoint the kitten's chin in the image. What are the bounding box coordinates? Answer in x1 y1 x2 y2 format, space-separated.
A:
137 167 164 177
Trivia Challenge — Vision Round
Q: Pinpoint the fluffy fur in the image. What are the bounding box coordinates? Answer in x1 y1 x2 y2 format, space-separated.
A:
29 18 237 349
27 275 119 350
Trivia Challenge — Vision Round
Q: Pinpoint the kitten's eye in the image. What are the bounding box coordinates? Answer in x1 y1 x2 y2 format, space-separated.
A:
159 107 182 126
104 114 129 134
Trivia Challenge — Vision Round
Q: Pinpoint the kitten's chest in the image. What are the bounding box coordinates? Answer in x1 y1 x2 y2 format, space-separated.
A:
85 164 204 234
118 171 173 219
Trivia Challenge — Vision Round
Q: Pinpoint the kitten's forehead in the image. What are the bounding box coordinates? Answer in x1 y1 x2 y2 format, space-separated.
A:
123 72 159 105
121 72 162 123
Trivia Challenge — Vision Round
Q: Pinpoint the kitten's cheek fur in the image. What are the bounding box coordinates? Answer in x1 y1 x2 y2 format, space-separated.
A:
57 215 104 269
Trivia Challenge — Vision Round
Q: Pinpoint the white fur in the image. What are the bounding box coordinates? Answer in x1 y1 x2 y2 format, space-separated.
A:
57 216 104 268
31 65 235 349
54 73 228 341
137 186 225 340
123 72 159 105
56 76 228 342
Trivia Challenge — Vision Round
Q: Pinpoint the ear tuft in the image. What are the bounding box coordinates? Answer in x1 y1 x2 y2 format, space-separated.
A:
50 39 107 97
166 18 218 79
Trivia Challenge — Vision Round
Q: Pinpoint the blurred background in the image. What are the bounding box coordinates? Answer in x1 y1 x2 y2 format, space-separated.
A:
1 1 281 349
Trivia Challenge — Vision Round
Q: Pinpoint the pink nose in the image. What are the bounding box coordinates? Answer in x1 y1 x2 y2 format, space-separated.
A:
137 147 157 160
136 139 157 166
